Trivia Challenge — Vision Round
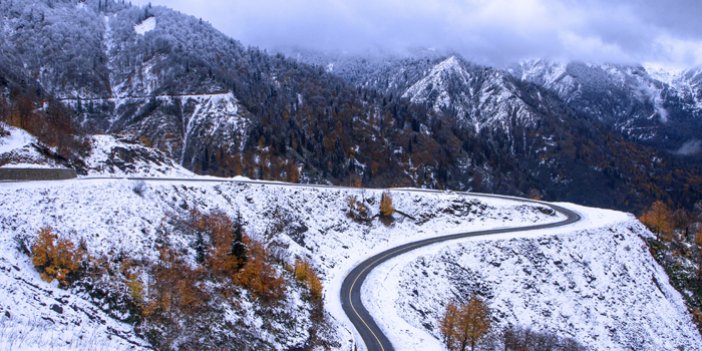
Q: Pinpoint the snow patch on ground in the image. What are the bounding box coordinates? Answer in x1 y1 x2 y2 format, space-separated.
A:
134 16 155 35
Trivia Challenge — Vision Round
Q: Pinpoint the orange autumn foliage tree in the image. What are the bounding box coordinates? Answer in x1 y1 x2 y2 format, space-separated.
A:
380 191 395 218
145 248 208 317
233 239 285 302
31 227 86 287
202 212 241 275
440 295 492 351
294 258 323 301
188 210 284 303
639 200 673 241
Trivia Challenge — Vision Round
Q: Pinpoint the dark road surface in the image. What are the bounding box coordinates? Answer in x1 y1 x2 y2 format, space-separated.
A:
339 194 580 351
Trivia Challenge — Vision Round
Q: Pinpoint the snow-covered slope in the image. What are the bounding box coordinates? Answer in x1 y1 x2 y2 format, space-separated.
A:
511 60 702 152
0 178 699 349
401 56 542 132
0 123 59 168
0 254 151 350
0 178 564 350
85 134 194 177
364 204 702 350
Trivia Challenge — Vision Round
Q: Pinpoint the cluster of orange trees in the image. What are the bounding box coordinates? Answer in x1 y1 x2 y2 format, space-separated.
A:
29 209 330 348
30 209 325 313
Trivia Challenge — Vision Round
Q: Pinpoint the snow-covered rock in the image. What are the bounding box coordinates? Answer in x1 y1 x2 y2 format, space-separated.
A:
0 123 61 168
85 134 194 177
0 123 195 177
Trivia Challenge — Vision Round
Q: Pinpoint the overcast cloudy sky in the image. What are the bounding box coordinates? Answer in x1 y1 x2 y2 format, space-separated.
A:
132 0 702 68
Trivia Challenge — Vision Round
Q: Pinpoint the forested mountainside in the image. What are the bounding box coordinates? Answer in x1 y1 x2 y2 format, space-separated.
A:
1 0 701 212
511 60 702 158
294 53 702 211
300 52 702 160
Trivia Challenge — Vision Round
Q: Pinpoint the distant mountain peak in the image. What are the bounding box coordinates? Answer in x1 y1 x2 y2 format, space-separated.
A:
402 55 472 109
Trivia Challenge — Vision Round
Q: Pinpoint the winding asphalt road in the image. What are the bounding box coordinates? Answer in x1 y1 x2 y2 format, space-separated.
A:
2 175 580 351
340 195 581 351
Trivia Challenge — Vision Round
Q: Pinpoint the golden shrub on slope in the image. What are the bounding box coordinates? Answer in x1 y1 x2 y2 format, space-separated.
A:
31 227 85 287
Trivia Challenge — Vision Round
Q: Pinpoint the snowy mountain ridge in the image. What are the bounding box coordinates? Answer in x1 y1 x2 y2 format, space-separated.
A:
510 59 702 147
402 55 543 133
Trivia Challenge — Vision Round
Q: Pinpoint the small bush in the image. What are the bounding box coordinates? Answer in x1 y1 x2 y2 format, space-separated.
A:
132 180 147 197
233 240 285 303
31 227 86 287
380 191 395 218
294 258 324 301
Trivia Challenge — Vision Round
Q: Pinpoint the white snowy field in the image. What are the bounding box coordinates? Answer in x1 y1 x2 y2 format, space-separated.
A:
363 204 702 350
0 178 564 350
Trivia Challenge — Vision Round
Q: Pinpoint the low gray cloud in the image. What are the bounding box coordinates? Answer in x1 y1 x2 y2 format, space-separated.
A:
132 0 702 67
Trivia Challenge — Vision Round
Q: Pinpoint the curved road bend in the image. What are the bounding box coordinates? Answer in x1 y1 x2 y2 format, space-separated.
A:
5 177 580 351
340 197 580 351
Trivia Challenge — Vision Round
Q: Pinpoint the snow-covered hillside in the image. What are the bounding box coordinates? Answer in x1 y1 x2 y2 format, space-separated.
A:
511 60 702 151
0 123 60 169
364 204 702 350
85 134 194 177
0 178 563 350
0 178 699 349
402 56 543 132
